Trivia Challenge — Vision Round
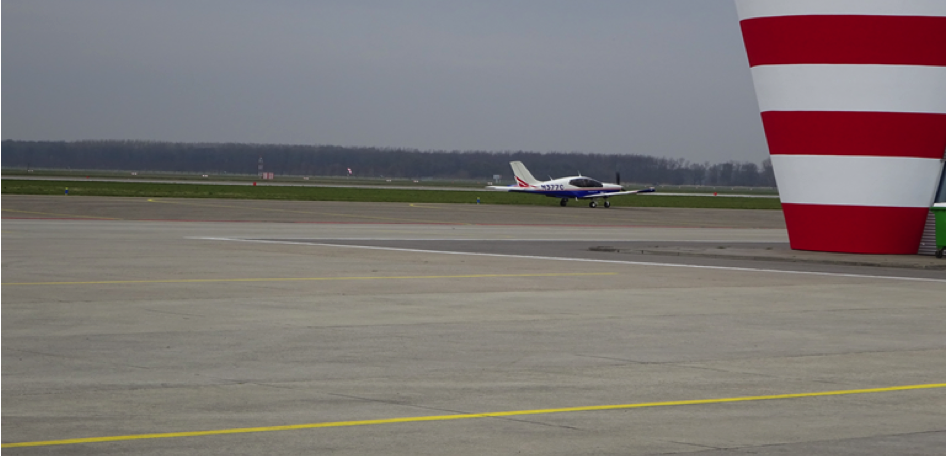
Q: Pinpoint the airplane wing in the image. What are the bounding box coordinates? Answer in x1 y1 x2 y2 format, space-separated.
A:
486 186 535 192
576 187 656 199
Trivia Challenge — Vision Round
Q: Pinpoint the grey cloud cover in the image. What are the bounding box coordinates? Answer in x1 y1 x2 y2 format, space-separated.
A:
2 0 769 162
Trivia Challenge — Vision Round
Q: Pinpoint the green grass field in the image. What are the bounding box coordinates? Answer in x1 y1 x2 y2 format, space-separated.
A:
1 169 490 188
2 169 779 195
1 179 782 209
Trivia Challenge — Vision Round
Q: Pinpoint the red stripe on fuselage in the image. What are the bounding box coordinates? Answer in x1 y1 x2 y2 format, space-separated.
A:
760 111 946 158
740 15 946 67
781 203 930 254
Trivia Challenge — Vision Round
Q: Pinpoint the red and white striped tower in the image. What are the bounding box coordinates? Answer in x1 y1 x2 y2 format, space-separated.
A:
735 1 945 254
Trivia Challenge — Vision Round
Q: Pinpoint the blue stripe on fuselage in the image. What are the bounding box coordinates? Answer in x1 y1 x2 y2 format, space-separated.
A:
533 190 608 199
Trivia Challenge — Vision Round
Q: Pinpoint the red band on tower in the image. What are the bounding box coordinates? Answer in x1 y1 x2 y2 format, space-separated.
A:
741 15 946 67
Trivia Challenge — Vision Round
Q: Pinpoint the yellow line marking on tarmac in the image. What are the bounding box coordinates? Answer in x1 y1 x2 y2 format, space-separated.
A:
3 383 942 448
146 198 468 224
0 208 121 220
2 272 616 286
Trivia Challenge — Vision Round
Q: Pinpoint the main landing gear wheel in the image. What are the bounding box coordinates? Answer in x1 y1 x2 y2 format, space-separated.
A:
589 201 597 208
560 198 568 207
604 200 611 208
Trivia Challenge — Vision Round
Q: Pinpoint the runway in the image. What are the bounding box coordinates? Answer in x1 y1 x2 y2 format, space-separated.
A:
2 196 943 455
1 194 787 227
3 176 780 197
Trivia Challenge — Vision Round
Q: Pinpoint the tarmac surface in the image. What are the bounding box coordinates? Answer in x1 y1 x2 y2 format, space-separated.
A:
2 195 944 455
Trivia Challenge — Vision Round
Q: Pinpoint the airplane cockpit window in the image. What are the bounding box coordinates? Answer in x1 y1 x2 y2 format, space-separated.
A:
569 179 604 188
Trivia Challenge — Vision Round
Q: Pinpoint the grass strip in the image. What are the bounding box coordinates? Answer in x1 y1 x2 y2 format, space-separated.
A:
3 170 778 194
1 180 782 209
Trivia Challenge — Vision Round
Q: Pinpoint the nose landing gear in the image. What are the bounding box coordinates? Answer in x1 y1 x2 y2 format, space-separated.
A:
587 199 610 208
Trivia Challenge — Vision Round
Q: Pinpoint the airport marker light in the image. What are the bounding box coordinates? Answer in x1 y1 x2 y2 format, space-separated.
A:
735 0 946 254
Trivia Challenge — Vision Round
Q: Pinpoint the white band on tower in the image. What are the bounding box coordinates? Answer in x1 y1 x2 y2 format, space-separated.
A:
771 155 943 208
736 0 945 20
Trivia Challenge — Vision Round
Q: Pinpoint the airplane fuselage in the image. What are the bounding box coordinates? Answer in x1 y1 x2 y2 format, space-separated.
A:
512 176 622 199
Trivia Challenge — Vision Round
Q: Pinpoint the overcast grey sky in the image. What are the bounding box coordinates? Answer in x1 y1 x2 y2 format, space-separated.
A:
2 0 769 163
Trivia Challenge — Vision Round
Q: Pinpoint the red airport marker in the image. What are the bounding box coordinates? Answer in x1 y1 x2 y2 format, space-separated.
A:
735 0 944 254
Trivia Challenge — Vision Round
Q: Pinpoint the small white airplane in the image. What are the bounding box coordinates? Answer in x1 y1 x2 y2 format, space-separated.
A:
487 161 655 208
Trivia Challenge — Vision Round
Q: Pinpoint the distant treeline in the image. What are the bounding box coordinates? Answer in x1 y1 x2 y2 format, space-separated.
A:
1 140 776 187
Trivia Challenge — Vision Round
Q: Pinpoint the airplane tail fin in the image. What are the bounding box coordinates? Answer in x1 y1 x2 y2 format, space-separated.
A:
510 161 540 187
